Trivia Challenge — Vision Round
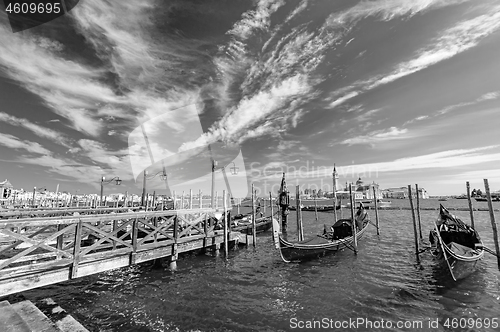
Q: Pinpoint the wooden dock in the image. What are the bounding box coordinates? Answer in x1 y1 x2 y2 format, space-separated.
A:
0 207 238 296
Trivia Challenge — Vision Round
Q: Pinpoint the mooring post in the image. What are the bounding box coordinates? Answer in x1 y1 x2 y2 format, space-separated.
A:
251 184 256 247
372 186 380 235
223 190 228 257
199 189 202 208
466 181 475 228
172 190 176 209
152 191 156 210
296 186 304 241
349 184 357 254
314 195 318 222
415 184 422 240
215 191 219 210
189 189 193 209
181 191 185 210
484 179 500 270
408 185 419 260
237 198 240 215
171 215 179 269
332 168 338 223
263 197 266 214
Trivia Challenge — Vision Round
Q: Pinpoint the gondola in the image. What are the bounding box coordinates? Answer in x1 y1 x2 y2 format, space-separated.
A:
429 205 484 281
272 203 370 262
231 215 272 234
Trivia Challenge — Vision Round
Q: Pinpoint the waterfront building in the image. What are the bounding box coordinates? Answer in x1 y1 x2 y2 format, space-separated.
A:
0 179 13 199
381 186 428 199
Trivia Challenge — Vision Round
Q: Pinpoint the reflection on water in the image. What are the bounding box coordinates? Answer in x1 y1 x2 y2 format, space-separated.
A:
12 199 500 331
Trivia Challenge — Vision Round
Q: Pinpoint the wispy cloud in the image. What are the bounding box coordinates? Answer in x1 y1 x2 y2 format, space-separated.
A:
0 133 53 155
327 4 500 109
339 126 410 146
0 112 70 147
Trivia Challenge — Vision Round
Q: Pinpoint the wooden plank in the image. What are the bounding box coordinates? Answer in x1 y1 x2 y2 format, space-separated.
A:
70 220 83 279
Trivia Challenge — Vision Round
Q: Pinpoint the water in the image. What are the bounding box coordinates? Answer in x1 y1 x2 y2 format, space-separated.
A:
10 199 500 331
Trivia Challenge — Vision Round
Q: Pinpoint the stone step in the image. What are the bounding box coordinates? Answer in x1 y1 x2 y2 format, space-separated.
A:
10 300 61 332
0 300 32 332
36 298 89 332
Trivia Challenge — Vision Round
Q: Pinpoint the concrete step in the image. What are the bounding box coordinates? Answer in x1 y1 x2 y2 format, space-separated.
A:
0 300 32 332
10 300 61 332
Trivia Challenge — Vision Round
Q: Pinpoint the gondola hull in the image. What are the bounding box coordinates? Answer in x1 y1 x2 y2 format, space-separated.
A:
429 205 484 281
277 220 370 262
232 217 272 235
429 230 484 280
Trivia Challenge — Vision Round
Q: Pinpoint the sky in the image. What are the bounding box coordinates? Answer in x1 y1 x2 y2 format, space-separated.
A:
0 0 500 197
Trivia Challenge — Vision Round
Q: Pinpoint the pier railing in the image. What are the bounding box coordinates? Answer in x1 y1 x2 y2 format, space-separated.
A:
0 208 230 296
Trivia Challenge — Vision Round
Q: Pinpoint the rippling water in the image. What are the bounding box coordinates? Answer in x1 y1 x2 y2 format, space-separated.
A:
14 199 500 331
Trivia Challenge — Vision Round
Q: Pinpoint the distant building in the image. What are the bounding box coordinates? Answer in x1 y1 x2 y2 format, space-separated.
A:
0 179 13 199
382 186 428 199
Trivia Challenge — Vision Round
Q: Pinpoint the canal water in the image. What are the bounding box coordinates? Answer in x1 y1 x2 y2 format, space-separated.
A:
13 199 500 331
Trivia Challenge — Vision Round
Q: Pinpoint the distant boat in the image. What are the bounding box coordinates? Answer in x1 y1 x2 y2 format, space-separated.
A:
438 198 448 201
474 197 488 202
429 205 484 281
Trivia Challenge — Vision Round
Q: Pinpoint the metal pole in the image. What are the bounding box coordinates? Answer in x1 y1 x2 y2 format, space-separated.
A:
251 184 256 247
466 181 475 228
211 160 216 208
484 179 500 270
141 171 147 207
223 190 228 257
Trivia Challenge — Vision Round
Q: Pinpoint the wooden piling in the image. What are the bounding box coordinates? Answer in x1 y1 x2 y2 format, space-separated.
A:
223 190 228 257
314 195 318 222
181 191 185 210
199 190 202 208
172 190 176 209
466 181 475 228
170 215 178 270
415 184 422 240
372 187 380 235
332 171 338 223
152 191 156 210
251 184 256 247
484 179 500 270
215 191 218 210
296 186 304 241
237 198 240 215
349 184 357 253
189 189 193 209
408 185 419 259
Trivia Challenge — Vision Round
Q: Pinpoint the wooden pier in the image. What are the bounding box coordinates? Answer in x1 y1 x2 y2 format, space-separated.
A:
0 207 237 296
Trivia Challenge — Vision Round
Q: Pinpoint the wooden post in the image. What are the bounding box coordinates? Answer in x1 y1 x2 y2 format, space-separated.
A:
223 190 228 257
171 216 178 270
199 190 202 208
124 191 128 208
415 184 422 240
189 189 193 209
251 184 256 247
408 185 419 259
270 192 274 219
484 179 500 270
56 224 64 259
181 191 185 210
237 198 240 214
152 191 156 210
372 186 380 235
172 190 176 209
296 186 304 241
70 220 83 279
263 198 266 214
349 184 357 254
215 191 219 210
332 171 338 223
466 181 475 228
314 195 318 222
